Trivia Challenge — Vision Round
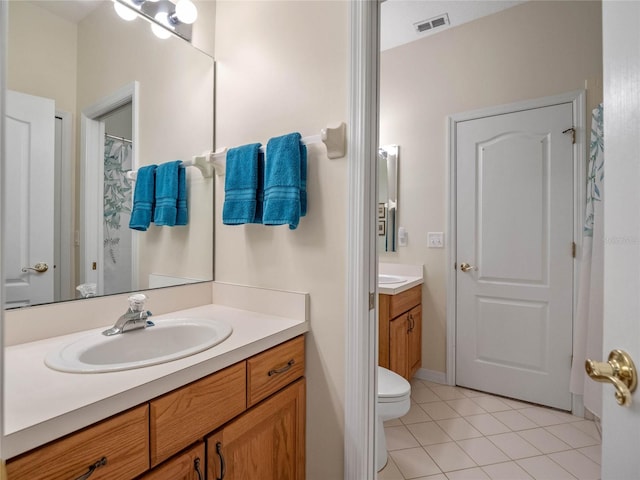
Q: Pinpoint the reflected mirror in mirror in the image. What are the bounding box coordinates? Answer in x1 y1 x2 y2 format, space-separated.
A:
4 0 214 308
378 144 398 252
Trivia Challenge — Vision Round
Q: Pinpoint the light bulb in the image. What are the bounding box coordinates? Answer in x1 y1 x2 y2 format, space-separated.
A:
114 1 138 21
151 12 172 39
175 0 198 24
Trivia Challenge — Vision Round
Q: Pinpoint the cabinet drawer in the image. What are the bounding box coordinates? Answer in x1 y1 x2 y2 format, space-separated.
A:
388 285 422 319
140 442 205 480
150 362 246 467
247 336 305 407
6 405 149 480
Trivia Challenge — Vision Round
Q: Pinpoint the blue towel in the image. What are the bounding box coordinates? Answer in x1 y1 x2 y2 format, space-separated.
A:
129 164 157 231
176 165 188 226
223 143 262 225
263 132 303 230
300 144 307 217
251 151 265 224
154 160 182 226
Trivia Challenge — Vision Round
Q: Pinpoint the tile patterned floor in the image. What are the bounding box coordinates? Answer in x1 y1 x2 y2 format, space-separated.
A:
378 379 601 480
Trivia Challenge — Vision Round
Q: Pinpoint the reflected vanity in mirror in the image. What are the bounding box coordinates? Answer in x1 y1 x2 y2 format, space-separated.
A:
4 0 214 308
378 145 399 252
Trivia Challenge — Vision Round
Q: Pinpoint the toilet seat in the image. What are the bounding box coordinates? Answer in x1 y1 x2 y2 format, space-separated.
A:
378 366 410 402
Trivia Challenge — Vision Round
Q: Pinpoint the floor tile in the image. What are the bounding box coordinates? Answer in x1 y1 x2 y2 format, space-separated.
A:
481 461 534 479
548 450 600 480
436 418 483 440
411 378 429 389
486 432 541 460
445 467 491 479
385 418 404 427
386 425 421 450
421 401 461 420
471 396 513 412
424 442 476 473
516 428 572 454
491 410 538 431
464 414 511 436
407 421 453 446
414 475 447 480
413 387 442 404
390 447 442 478
518 407 570 427
447 398 487 416
459 388 487 398
544 424 600 449
402 402 433 425
378 455 404 480
577 445 601 465
570 420 601 441
431 385 469 401
457 437 510 466
499 397 533 410
516 456 576 480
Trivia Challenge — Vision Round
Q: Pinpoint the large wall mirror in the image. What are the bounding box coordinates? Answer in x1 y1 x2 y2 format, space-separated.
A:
378 144 398 252
4 0 214 309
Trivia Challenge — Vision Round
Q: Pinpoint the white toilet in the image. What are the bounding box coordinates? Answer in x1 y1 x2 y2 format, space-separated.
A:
377 366 411 471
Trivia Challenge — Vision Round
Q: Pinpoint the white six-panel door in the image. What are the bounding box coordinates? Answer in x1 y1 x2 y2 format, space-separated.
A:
455 102 574 410
4 90 55 307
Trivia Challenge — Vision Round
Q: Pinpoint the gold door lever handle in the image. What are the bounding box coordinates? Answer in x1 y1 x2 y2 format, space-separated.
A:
459 263 476 272
21 262 49 273
585 349 637 406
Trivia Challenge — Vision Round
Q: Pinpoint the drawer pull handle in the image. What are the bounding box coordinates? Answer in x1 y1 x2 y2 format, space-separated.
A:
74 457 107 480
215 442 226 480
268 359 295 376
194 457 204 480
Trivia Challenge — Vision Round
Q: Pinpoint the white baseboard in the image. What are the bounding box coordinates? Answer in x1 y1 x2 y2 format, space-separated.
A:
414 368 448 385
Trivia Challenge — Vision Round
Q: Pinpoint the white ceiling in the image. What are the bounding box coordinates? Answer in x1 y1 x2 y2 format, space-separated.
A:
381 0 527 51
30 0 103 24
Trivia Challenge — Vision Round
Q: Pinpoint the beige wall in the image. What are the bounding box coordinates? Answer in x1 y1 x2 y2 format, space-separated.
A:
213 1 349 478
77 1 214 287
380 0 603 374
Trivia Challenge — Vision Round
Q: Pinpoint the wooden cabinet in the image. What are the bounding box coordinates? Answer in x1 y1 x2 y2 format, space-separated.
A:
6 336 305 480
379 285 422 380
149 362 246 466
6 405 149 480
207 378 306 480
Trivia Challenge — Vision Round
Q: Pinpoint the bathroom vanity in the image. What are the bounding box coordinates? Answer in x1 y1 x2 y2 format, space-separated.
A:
3 285 309 480
378 264 424 381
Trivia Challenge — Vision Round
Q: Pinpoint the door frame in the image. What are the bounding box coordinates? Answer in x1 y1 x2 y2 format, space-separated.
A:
80 82 139 295
54 109 73 301
446 90 586 412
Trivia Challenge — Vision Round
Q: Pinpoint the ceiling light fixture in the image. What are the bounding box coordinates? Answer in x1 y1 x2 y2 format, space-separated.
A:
112 0 197 42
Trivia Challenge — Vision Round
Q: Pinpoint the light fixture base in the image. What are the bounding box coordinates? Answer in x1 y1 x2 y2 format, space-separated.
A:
114 0 194 42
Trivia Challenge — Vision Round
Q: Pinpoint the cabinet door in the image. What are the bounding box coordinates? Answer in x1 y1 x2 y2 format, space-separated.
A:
407 305 422 379
207 378 305 480
140 442 205 480
389 314 409 379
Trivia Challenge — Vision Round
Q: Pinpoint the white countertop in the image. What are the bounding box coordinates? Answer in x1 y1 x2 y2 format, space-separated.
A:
378 262 424 295
4 303 308 458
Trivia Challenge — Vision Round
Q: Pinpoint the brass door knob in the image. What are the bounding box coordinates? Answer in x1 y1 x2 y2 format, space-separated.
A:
21 262 49 273
459 263 476 272
586 349 637 406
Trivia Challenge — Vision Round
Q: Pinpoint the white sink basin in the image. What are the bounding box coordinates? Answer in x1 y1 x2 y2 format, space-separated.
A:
45 318 232 373
378 274 406 284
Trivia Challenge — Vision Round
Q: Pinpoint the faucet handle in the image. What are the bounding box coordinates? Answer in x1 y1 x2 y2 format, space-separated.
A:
128 293 147 312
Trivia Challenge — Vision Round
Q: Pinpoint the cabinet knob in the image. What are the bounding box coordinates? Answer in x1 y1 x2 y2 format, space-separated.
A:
74 457 107 480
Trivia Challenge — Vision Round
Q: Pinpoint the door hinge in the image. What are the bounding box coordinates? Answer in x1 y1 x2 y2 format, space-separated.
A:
562 127 576 144
572 242 576 258
369 292 375 310
454 262 457 271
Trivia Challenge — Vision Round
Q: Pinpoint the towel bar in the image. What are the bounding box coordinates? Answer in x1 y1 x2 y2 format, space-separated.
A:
125 122 346 180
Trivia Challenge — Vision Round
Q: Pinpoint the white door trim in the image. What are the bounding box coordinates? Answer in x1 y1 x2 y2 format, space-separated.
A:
446 91 586 400
55 109 73 301
80 82 139 294
344 0 379 478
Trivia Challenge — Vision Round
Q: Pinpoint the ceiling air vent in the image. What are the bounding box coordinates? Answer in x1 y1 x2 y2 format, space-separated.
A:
414 13 450 34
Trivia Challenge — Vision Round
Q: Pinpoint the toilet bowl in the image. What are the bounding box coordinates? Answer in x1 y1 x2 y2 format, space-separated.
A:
377 366 411 472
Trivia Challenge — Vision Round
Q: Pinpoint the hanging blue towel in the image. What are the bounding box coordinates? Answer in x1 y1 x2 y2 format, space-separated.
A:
129 164 157 231
223 143 262 225
300 144 307 217
263 132 303 230
251 151 265 224
154 160 182 226
176 165 188 226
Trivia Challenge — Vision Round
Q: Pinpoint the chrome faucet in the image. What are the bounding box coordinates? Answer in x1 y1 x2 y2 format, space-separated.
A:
102 294 153 336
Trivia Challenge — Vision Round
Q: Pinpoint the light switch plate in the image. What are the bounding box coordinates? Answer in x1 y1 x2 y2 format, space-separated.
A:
428 232 444 248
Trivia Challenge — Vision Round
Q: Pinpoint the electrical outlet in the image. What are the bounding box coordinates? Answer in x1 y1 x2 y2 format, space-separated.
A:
428 232 444 248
